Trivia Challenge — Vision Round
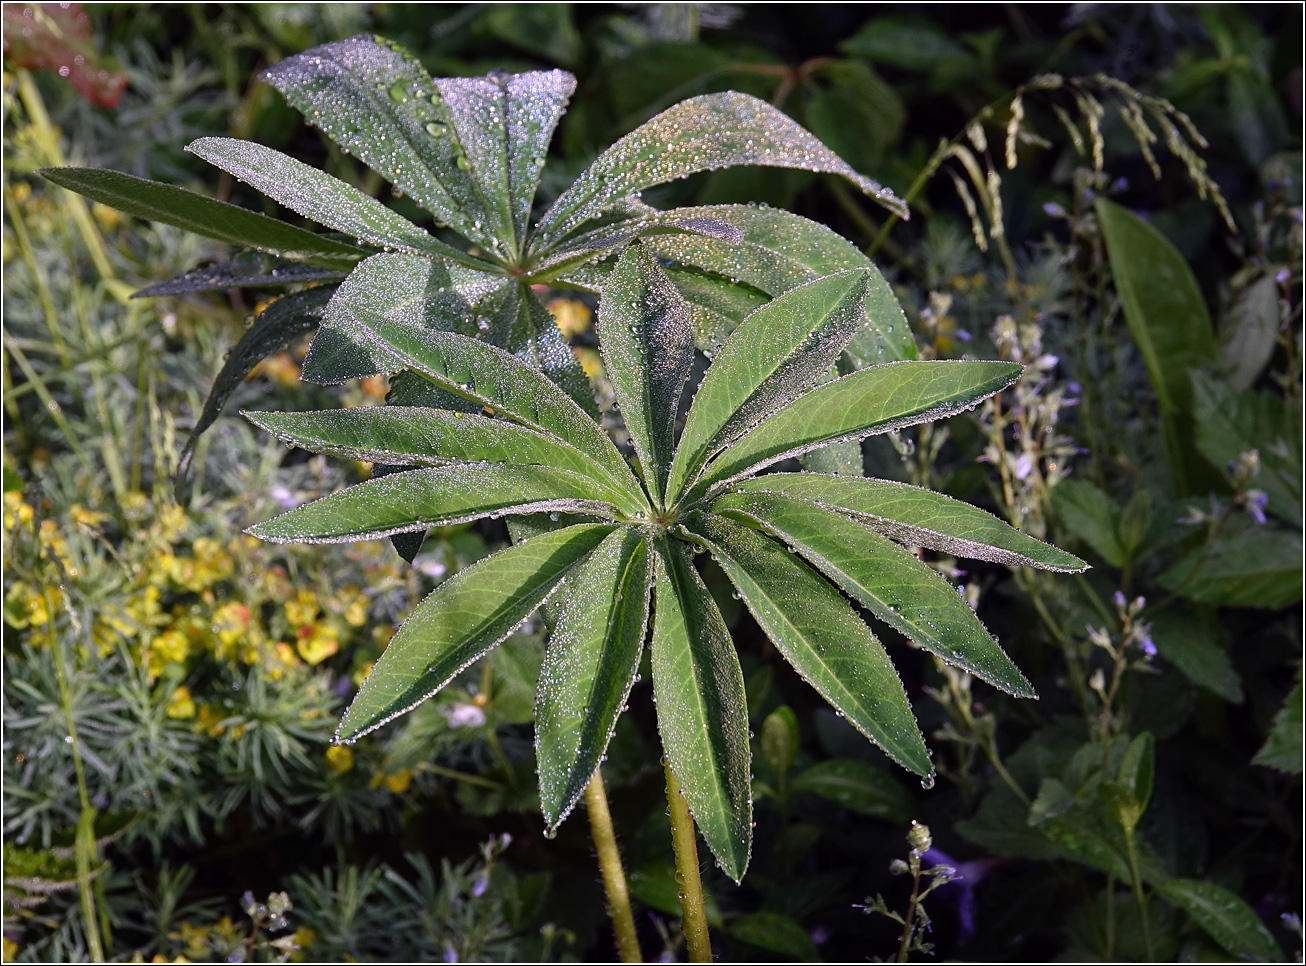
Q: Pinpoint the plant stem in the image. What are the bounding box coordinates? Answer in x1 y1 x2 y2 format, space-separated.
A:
897 861 923 963
585 772 643 963
664 761 712 963
1123 827 1155 961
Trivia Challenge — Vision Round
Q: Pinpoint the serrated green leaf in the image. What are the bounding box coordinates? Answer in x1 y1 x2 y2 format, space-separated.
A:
1117 731 1155 817
685 514 931 776
263 35 496 249
434 69 575 254
38 167 366 271
713 491 1035 697
247 463 624 544
1252 666 1302 773
1157 879 1283 962
176 285 336 493
668 270 875 501
1191 370 1302 528
1148 611 1243 703
337 522 614 741
1051 478 1126 566
692 361 1022 498
243 407 642 514
535 92 906 247
187 137 488 267
536 529 650 829
305 309 640 499
300 252 508 383
734 473 1085 572
650 538 752 882
791 759 913 821
598 245 695 502
1158 528 1302 608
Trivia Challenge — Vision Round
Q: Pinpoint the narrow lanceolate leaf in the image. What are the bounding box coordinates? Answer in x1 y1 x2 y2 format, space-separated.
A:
133 254 345 298
187 137 488 267
640 204 916 364
530 214 743 280
536 529 651 829
38 167 365 272
598 245 695 502
337 522 614 741
651 539 751 882
712 492 1035 697
685 515 931 776
262 36 495 248
535 92 906 247
1156 879 1284 963
307 307 640 499
243 408 642 512
733 474 1086 572
435 70 576 253
300 252 507 383
667 269 875 502
247 463 624 544
504 282 601 419
176 285 337 492
693 361 1023 496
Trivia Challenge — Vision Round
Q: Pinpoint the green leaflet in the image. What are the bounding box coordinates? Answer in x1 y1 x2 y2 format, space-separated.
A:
133 254 345 298
37 167 366 272
712 492 1035 697
536 529 651 829
534 91 906 247
598 246 695 503
187 137 488 267
503 280 600 419
684 514 931 777
692 360 1023 497
246 462 625 544
435 70 576 254
651 539 752 882
790 759 913 821
733 473 1086 571
263 35 496 249
1157 528 1302 608
337 522 615 742
176 285 337 492
300 252 508 383
1252 666 1303 773
304 310 639 498
667 269 875 502
1156 879 1283 963
529 214 743 280
242 407 643 515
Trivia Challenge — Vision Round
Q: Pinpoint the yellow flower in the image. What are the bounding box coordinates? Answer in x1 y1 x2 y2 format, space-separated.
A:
351 659 374 687
359 374 388 400
147 628 191 677
285 589 318 628
166 686 196 720
296 623 338 666
251 352 302 388
547 297 593 337
372 767 412 793
195 704 227 737
158 504 187 542
212 602 251 647
171 921 209 959
70 503 109 528
324 745 354 774
3 934 18 962
3 492 33 530
289 926 316 962
574 346 603 381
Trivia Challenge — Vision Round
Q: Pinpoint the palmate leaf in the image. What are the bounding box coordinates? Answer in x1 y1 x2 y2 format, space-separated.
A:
533 91 907 247
684 514 931 777
651 539 752 882
246 462 625 544
732 473 1087 571
598 245 695 503
37 167 367 272
187 137 491 269
536 529 651 830
667 269 877 501
337 523 615 741
693 360 1023 495
711 491 1034 697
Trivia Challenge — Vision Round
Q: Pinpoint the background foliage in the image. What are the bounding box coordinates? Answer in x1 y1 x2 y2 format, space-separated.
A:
2 3 1301 962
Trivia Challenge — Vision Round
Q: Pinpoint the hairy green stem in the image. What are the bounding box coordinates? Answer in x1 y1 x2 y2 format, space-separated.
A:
585 772 643 963
664 761 712 963
1123 827 1155 961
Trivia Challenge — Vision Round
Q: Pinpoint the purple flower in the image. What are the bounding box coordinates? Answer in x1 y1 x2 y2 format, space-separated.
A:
1043 201 1067 218
1139 634 1157 659
1113 590 1128 610
1246 490 1268 525
1276 267 1291 285
471 870 490 898
1014 453 1034 480
1112 177 1129 193
920 847 1001 941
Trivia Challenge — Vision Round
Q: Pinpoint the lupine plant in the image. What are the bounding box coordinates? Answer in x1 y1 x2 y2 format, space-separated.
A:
42 35 1088 961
